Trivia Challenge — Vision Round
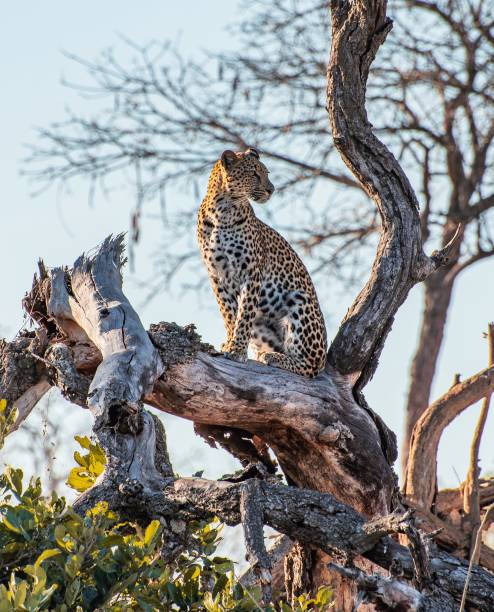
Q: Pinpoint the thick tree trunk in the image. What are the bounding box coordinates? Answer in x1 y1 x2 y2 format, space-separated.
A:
402 271 454 474
402 217 465 475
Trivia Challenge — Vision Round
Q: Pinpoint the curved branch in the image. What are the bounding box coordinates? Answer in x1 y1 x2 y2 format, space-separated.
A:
326 0 459 389
405 364 494 509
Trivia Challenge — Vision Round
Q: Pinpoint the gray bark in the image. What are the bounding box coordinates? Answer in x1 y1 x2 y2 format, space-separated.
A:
15 235 397 516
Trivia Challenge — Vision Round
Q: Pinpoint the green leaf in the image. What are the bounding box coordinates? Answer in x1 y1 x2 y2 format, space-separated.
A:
183 565 201 582
36 583 58 607
5 467 23 497
13 581 27 608
167 583 183 606
74 435 91 449
213 561 233 574
232 582 244 600
64 554 82 580
144 519 160 546
73 451 89 468
2 513 22 534
315 585 334 607
66 467 93 492
212 573 228 599
0 584 12 612
35 548 61 567
99 534 123 547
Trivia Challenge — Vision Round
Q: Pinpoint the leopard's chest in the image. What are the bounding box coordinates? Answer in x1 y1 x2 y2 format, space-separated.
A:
201 224 257 286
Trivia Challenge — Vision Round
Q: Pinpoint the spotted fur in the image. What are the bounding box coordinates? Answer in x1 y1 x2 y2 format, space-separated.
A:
197 148 327 377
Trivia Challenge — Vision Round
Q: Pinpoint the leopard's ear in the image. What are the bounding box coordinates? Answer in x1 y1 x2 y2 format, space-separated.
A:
246 147 260 159
221 150 238 170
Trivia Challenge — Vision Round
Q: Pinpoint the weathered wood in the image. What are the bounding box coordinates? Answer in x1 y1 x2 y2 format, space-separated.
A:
147 347 394 515
411 504 494 573
0 335 47 407
3 235 494 609
402 263 457 475
436 478 494 519
165 477 494 611
463 323 494 561
328 563 447 611
460 504 494 612
46 234 164 430
405 364 494 510
326 0 460 391
8 236 396 519
0 335 51 431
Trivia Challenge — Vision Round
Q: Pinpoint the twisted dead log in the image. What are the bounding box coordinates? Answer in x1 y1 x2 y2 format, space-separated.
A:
1 234 493 609
18 236 395 516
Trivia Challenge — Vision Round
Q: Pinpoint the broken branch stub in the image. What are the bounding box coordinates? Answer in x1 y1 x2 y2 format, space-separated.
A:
40 235 169 505
47 234 164 429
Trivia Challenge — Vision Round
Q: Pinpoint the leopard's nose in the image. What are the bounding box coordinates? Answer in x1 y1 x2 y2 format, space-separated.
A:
266 183 275 195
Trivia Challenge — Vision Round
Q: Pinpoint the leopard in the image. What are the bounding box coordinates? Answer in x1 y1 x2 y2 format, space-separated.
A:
197 147 327 377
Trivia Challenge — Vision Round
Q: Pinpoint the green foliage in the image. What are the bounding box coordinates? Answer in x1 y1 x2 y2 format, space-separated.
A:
0 423 334 610
279 587 334 612
66 436 106 493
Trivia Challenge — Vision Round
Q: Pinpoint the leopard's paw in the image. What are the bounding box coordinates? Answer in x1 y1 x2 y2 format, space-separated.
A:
258 351 274 365
221 345 248 363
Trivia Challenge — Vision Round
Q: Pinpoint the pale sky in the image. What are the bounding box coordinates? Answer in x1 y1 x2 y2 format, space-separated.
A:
1 1 493 500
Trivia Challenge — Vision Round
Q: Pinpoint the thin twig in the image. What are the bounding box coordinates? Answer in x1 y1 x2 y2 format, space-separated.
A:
463 323 494 547
459 503 494 612
459 322 494 612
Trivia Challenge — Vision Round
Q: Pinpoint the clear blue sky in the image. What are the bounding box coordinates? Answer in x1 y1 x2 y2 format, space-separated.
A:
1 1 493 495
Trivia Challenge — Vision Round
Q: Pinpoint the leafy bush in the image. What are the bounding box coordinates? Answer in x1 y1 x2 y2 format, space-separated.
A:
0 404 333 610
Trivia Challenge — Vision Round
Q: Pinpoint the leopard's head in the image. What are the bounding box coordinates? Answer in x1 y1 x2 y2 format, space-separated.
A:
220 148 275 203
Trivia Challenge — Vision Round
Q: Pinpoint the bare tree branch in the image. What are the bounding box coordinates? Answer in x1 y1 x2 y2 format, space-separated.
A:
405 363 494 510
463 323 494 556
326 0 460 390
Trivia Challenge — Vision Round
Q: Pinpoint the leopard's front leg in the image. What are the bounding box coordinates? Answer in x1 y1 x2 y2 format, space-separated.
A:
222 271 261 362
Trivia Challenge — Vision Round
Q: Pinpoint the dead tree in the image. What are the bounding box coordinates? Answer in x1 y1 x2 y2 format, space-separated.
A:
3 0 494 609
26 1 494 478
